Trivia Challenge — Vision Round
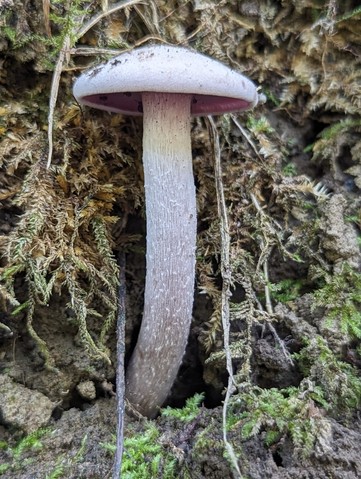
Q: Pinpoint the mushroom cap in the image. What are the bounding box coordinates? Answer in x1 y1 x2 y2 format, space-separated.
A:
73 45 260 116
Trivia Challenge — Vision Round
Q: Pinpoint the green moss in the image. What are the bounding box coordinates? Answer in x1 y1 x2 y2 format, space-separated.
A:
0 0 91 65
0 464 10 475
103 424 177 479
122 425 176 479
282 162 298 177
313 264 361 341
295 336 361 413
246 116 275 135
0 428 49 476
319 119 361 141
161 393 204 422
11 428 47 460
228 384 329 457
269 278 305 304
225 330 361 458
103 395 205 478
45 462 65 479
0 430 88 478
1 159 120 367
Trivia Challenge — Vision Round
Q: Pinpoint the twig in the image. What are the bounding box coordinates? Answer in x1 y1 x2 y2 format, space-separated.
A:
113 252 127 479
222 380 242 478
249 193 294 365
231 114 262 161
75 0 144 39
206 116 242 479
47 34 71 168
207 117 234 385
249 192 273 316
69 47 125 57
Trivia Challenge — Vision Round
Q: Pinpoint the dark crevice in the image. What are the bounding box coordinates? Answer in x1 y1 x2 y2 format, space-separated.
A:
272 450 284 467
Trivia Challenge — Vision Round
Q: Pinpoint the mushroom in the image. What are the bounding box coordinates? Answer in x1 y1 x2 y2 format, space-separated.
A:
73 45 261 418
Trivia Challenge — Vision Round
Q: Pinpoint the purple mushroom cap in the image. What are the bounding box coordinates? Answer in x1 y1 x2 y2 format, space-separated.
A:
73 45 259 116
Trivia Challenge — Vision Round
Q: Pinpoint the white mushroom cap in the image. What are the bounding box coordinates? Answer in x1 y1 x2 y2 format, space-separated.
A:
73 45 260 116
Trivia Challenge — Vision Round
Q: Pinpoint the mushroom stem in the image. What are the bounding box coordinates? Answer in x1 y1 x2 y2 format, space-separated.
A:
125 93 196 418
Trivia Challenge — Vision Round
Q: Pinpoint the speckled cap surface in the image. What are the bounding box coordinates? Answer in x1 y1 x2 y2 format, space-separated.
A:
73 44 260 116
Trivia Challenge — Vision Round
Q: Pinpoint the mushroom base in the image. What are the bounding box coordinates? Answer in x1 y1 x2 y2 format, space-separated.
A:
125 92 196 418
